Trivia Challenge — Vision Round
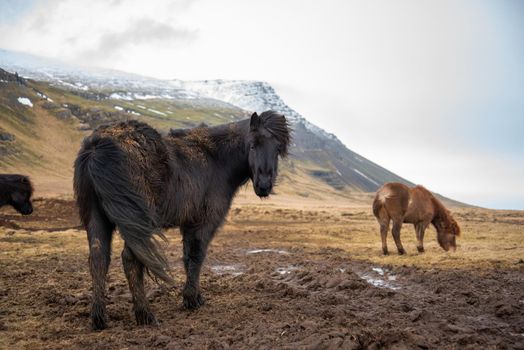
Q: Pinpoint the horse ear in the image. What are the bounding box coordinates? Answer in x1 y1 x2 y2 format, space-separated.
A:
250 112 260 131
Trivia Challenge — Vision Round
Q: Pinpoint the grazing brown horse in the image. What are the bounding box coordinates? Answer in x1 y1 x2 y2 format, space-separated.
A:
373 182 460 255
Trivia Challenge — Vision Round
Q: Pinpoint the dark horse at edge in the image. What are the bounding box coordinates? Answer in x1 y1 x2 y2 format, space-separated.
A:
0 174 34 215
74 111 291 330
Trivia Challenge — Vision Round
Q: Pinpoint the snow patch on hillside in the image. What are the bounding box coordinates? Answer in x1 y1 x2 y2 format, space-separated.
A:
175 80 340 142
353 169 380 186
17 97 33 107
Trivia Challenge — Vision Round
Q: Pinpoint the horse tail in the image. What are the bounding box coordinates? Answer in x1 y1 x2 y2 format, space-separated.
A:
74 135 174 285
372 196 381 218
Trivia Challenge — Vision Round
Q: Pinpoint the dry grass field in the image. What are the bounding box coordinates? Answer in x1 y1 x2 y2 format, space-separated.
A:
0 192 523 349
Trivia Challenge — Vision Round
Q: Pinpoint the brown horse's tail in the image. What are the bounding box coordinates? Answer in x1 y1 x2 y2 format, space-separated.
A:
372 194 382 218
74 135 174 285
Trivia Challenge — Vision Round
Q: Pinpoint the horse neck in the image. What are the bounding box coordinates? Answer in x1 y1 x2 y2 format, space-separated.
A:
209 120 251 189
431 196 451 231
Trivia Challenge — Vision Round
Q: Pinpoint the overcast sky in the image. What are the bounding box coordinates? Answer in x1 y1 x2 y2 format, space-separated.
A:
1 0 523 209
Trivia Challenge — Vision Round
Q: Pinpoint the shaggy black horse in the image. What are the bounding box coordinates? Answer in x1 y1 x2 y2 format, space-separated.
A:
74 111 291 330
0 174 33 215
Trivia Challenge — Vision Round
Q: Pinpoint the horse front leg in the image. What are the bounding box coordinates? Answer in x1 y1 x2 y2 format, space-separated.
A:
180 223 216 310
415 222 429 253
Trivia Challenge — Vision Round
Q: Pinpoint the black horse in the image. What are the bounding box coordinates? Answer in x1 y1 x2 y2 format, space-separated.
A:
0 174 33 215
74 111 291 330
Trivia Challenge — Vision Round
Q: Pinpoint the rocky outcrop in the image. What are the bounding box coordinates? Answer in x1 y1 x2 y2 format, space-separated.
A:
0 128 16 157
0 68 26 85
0 129 15 142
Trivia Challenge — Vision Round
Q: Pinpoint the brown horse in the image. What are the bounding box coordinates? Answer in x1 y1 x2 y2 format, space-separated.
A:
373 182 460 255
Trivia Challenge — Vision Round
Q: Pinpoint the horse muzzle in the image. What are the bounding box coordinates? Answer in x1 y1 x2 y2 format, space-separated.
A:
254 184 272 197
20 205 33 215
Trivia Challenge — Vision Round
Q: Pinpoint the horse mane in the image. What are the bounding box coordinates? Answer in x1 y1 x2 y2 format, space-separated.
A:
0 174 33 195
425 187 460 237
257 111 292 156
169 111 292 157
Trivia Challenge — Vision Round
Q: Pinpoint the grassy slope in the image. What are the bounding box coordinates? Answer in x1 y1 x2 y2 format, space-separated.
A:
0 81 85 196
1 79 364 203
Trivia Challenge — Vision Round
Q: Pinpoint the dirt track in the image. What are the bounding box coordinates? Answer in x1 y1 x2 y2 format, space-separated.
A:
1 199 523 349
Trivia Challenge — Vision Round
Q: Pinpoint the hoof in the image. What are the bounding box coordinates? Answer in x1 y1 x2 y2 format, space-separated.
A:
382 249 389 256
91 304 107 330
417 246 425 253
397 248 406 255
135 308 158 326
183 287 205 310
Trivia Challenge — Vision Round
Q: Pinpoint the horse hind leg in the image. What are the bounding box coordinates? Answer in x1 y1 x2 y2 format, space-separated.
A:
391 220 406 255
374 203 390 255
86 205 114 330
122 244 158 326
379 218 390 256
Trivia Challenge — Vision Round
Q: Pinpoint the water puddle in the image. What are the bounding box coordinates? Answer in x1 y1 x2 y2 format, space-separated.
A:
372 267 384 275
275 265 300 275
246 248 290 255
210 264 244 276
353 266 401 290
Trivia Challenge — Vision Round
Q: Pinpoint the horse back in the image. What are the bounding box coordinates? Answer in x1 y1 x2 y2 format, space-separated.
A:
92 121 171 211
373 182 410 221
403 185 436 223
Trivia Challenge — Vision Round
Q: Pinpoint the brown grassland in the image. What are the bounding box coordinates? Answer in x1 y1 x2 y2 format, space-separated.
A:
0 189 523 349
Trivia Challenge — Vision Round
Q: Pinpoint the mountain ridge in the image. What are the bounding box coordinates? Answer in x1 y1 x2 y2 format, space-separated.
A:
0 49 468 206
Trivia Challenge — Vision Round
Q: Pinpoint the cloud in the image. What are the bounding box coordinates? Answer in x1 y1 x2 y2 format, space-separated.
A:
80 18 197 61
0 0 198 64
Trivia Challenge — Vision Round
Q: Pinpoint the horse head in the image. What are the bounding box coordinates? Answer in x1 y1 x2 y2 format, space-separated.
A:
6 175 34 215
435 211 460 252
247 111 291 197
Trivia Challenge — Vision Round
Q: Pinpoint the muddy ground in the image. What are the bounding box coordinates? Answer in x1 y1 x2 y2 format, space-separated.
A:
1 198 523 349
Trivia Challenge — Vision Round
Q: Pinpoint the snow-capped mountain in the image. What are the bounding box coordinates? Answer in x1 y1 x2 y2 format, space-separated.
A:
0 48 413 192
175 80 338 141
175 79 412 191
0 49 196 99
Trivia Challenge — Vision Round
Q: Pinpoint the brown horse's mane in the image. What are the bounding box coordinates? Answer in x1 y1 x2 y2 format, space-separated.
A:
417 185 461 237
